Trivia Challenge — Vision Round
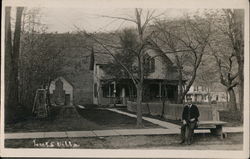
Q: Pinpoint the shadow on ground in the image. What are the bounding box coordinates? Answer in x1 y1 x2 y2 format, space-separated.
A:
5 106 160 133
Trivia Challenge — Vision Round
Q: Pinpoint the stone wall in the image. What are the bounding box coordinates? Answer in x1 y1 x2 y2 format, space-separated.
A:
127 101 220 121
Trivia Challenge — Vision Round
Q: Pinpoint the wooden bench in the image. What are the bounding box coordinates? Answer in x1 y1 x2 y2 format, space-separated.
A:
195 121 227 139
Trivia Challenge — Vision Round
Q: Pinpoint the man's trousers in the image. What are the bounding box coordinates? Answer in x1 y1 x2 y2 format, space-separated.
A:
181 121 197 144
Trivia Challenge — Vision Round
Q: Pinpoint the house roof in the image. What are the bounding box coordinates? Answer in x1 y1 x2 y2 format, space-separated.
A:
51 76 74 88
210 83 227 92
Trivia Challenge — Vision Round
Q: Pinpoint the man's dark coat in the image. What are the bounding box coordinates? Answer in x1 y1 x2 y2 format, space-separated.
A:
182 104 200 122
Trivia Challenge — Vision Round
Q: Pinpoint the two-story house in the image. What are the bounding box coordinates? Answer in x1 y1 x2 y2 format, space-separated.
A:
92 49 180 106
185 83 228 103
46 33 181 107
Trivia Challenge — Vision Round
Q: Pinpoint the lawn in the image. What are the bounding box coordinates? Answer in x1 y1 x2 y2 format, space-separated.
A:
5 106 160 133
5 132 243 150
76 108 160 129
117 108 183 125
118 108 243 127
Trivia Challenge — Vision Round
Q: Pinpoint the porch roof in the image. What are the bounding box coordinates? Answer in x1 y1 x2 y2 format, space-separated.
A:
99 74 185 82
100 78 181 84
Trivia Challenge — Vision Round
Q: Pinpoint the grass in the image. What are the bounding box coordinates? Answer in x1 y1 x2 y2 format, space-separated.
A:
5 106 160 133
76 107 160 129
118 108 243 127
5 132 243 149
117 108 182 125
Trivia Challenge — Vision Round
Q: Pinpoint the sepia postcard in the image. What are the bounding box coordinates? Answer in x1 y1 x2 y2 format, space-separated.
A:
1 0 249 158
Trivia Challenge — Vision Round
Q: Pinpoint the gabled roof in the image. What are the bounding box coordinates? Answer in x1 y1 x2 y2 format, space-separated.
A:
52 76 75 88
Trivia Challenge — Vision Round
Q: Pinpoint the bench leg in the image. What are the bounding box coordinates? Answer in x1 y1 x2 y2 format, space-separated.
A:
210 125 226 139
222 132 227 139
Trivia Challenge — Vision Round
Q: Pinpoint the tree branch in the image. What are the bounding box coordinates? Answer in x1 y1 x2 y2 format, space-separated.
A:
84 31 139 85
98 15 137 23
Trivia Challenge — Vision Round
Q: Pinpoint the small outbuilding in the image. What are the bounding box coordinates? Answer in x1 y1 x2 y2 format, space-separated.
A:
49 77 74 106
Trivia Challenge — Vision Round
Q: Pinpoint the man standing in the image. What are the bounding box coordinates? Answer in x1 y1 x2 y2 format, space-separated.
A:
180 97 200 145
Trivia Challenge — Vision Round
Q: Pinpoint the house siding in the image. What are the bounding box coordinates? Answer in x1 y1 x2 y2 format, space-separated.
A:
71 71 94 105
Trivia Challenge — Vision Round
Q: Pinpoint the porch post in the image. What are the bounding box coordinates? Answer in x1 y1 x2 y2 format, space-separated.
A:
159 82 162 101
109 83 111 104
113 81 116 107
113 81 116 97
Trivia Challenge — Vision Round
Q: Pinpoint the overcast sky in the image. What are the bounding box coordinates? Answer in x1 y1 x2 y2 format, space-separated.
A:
39 8 188 33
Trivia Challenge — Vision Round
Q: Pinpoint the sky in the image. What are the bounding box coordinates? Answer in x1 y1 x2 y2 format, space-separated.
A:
4 0 247 33
38 8 187 33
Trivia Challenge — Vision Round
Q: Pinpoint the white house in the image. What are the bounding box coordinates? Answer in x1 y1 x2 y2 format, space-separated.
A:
93 49 181 106
185 83 228 103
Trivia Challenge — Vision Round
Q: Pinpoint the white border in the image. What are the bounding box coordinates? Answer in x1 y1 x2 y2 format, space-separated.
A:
1 0 249 158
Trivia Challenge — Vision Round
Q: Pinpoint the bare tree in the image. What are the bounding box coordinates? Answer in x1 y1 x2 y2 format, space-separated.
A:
82 9 156 127
149 14 213 103
209 9 244 114
5 7 24 123
5 7 13 122
17 8 67 113
224 9 244 113
208 36 238 111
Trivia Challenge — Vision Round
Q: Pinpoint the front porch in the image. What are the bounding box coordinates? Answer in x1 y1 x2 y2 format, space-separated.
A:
94 79 179 106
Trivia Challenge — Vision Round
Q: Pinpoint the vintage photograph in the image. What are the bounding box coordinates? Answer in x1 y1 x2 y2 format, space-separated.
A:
1 0 249 158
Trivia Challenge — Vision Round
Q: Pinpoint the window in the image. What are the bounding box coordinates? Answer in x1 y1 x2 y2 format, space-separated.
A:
149 58 155 72
102 83 115 98
144 54 155 73
198 86 202 91
102 84 109 98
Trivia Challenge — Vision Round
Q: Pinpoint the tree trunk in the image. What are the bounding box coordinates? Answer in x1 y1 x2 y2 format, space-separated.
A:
136 83 143 127
5 7 24 123
5 7 13 123
237 61 244 122
238 61 244 113
233 9 244 114
228 88 237 111
177 67 183 104
161 84 168 118
161 98 166 118
181 69 198 102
